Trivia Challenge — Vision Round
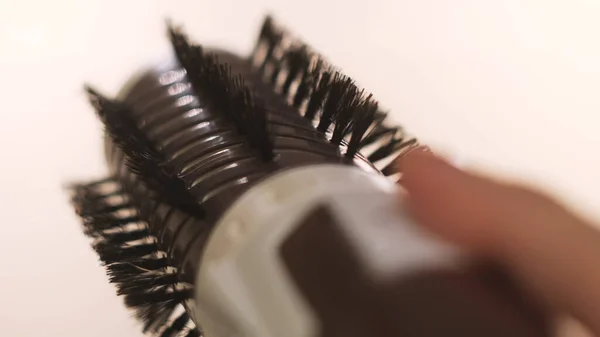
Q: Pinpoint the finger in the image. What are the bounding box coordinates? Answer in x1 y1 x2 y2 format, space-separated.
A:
398 150 508 254
398 150 600 335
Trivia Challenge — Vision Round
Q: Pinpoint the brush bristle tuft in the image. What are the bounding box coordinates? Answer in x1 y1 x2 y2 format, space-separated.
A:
69 178 199 336
84 88 204 216
251 16 419 174
168 23 274 162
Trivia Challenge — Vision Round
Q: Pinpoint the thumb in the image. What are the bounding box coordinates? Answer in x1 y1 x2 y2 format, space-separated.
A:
399 149 600 335
398 150 509 255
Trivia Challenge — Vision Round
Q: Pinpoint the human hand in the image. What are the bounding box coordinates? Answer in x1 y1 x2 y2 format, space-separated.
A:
399 149 600 336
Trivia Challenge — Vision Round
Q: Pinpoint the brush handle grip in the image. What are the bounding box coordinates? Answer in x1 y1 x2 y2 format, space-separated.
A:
192 165 550 337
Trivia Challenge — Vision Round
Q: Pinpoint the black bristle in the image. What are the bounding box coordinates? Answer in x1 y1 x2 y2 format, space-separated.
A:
85 87 204 217
343 91 370 137
85 87 159 176
250 16 419 167
270 60 282 86
317 73 357 133
167 22 202 70
185 328 202 337
94 228 150 246
281 45 310 95
304 64 332 122
331 91 368 146
160 312 191 337
71 193 123 211
125 288 192 307
367 137 418 162
69 180 120 205
358 124 399 147
346 99 379 158
71 182 128 217
256 15 274 48
357 109 400 147
228 74 274 161
366 138 400 162
71 185 122 204
69 177 115 190
108 261 169 284
381 158 400 176
117 273 179 295
94 242 159 264
127 289 193 334
259 16 274 36
256 16 282 73
237 87 274 161
168 23 274 161
70 179 197 335
70 180 141 238
292 68 313 108
83 214 141 236
76 202 129 217
140 302 180 334
107 258 169 277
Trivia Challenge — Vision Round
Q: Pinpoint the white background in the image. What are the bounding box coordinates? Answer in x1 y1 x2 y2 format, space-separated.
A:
0 0 599 336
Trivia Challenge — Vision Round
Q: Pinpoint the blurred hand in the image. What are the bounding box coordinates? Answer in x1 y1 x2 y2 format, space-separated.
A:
399 149 600 335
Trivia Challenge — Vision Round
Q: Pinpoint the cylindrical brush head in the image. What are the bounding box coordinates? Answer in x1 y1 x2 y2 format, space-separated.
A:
70 16 413 336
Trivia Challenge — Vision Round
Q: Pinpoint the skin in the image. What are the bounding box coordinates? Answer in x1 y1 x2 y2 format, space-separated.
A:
398 149 600 336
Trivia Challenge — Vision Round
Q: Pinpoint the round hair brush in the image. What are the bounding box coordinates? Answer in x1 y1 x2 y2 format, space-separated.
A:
70 15 550 337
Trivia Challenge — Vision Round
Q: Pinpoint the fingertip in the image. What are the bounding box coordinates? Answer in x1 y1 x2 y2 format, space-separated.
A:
396 148 507 254
398 147 468 198
396 147 441 186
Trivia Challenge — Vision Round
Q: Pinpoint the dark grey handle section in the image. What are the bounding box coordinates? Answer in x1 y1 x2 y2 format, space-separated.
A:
280 205 550 337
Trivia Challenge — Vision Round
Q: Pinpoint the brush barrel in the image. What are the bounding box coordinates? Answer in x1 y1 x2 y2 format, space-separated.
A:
192 164 550 337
